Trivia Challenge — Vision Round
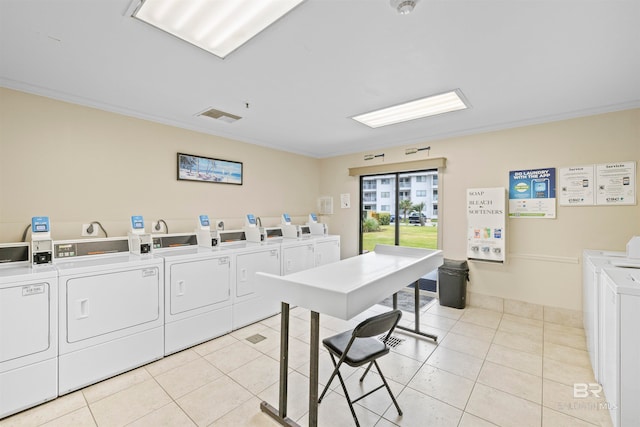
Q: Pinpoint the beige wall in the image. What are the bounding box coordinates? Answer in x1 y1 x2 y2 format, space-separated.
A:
319 109 640 310
2 87 639 311
0 88 320 240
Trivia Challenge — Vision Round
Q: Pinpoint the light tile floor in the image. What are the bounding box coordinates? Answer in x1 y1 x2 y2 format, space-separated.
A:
1 302 614 427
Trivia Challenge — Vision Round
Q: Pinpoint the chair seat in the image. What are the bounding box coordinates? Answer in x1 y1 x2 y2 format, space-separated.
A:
323 330 389 367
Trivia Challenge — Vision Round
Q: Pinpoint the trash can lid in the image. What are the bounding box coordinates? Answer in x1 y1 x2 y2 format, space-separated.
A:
441 258 469 270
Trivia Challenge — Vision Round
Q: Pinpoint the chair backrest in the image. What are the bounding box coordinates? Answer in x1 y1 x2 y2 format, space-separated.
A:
353 309 402 339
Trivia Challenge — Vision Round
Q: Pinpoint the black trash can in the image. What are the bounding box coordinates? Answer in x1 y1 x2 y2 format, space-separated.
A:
438 259 469 309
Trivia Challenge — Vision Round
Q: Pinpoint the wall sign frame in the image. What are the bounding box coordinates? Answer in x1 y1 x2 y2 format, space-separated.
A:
177 153 243 185
467 187 506 263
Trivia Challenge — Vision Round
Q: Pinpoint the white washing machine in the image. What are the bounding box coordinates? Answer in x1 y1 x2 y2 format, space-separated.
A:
152 234 232 355
600 267 640 427
54 238 164 395
582 250 635 383
0 243 58 419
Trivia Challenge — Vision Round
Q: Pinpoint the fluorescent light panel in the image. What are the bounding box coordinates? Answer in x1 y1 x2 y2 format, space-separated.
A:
132 0 304 59
352 90 469 128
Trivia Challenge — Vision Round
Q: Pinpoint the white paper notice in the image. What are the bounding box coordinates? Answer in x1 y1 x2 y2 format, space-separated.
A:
559 165 595 206
596 161 636 206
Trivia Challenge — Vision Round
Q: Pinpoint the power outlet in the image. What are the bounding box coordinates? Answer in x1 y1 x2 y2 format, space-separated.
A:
151 221 166 233
82 223 98 237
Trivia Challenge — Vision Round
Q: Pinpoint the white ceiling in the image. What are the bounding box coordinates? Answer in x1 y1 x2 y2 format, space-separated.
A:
1 0 639 158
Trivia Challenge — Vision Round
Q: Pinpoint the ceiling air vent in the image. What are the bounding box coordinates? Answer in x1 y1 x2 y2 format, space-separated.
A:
197 108 242 124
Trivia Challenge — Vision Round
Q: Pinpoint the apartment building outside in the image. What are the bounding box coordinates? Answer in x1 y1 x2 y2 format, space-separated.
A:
362 171 439 220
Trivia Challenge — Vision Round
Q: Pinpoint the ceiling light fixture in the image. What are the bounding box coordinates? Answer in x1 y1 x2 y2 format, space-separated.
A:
390 0 420 15
131 0 305 59
352 89 469 128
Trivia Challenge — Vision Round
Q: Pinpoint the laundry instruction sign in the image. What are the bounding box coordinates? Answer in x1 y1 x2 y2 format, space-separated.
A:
508 168 556 218
467 187 506 263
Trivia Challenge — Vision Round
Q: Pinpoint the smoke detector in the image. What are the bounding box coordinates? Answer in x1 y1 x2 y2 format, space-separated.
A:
390 0 419 14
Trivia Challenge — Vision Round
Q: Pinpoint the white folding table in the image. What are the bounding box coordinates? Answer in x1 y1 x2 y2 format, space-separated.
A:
256 244 443 427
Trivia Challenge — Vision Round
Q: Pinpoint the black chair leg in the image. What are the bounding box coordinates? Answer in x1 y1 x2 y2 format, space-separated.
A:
374 360 402 416
318 353 339 403
359 361 374 382
334 364 360 427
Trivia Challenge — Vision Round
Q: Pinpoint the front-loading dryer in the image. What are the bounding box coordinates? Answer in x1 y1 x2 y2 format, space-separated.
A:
229 241 281 329
0 243 58 419
54 238 164 395
152 233 232 355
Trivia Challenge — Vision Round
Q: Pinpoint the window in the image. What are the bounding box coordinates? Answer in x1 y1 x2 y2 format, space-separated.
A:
360 169 440 297
360 170 439 253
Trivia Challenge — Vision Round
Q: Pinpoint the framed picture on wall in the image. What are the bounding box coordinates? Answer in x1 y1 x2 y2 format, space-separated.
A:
177 153 243 185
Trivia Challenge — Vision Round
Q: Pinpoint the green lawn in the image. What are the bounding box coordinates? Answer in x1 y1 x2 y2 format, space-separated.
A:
362 224 438 252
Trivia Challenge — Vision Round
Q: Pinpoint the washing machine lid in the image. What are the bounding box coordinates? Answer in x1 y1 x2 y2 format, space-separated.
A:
583 249 626 259
602 267 640 296
587 256 639 272
610 259 640 269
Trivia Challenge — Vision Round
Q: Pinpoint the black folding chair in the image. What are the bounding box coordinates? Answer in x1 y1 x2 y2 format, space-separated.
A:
318 309 403 426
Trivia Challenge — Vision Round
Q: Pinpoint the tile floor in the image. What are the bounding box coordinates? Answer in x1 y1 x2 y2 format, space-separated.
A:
1 302 614 427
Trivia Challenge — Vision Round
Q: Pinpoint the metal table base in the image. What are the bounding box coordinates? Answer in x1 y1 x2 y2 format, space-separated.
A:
393 280 438 342
261 280 437 426
261 302 321 427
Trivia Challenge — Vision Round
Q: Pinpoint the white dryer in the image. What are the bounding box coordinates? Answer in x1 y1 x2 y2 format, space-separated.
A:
152 234 232 355
281 237 315 276
312 235 341 267
54 238 164 395
0 243 58 419
216 230 281 330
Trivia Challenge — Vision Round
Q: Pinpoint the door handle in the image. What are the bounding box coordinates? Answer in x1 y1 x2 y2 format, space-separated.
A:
77 299 89 319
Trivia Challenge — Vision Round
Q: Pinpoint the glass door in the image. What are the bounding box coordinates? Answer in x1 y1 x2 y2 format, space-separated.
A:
360 170 439 297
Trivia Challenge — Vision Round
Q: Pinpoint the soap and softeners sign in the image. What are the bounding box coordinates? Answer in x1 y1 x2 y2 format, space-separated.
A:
467 187 506 263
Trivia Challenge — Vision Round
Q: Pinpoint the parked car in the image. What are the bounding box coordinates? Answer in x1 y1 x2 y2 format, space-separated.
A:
408 212 427 225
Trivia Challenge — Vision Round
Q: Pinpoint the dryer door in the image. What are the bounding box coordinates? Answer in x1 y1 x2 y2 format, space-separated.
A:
65 267 160 343
282 244 315 275
0 282 50 362
236 249 280 297
169 256 231 315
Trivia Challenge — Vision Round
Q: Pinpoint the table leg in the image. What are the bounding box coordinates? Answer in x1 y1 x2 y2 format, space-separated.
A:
395 280 438 342
279 303 290 418
309 311 320 427
261 302 300 426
